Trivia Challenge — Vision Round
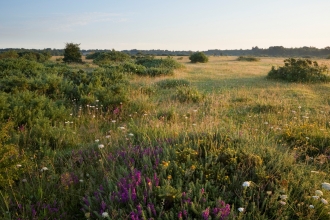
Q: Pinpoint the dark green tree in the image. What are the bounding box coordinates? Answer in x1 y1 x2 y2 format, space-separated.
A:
63 43 82 63
189 52 208 63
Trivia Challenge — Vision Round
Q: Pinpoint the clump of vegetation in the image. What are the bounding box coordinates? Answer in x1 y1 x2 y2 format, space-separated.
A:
189 52 209 63
174 86 204 103
92 50 131 65
237 56 260 62
156 79 190 89
267 58 329 83
326 55 330 59
63 43 82 63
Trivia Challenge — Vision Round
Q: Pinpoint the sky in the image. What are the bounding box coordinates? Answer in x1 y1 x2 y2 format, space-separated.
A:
1 0 330 51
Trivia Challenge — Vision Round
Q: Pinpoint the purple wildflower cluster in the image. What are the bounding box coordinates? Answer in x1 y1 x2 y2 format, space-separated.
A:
16 201 66 219
107 145 163 170
212 200 231 220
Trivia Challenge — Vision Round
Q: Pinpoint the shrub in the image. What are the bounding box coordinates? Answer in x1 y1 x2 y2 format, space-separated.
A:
174 86 204 103
63 43 82 63
236 56 260 62
93 50 131 65
156 79 190 89
189 52 208 63
0 50 19 59
267 58 329 83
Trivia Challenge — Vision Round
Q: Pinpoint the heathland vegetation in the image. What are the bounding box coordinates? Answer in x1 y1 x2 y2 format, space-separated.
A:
1 49 330 219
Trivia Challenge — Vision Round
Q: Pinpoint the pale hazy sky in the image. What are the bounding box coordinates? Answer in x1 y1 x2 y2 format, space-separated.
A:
1 0 329 50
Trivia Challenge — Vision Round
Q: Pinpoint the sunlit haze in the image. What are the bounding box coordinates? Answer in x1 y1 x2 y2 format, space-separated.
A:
1 0 329 50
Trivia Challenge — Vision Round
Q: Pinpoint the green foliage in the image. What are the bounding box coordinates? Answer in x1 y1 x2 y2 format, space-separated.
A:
18 51 51 62
0 50 19 59
156 79 190 89
174 86 204 103
189 52 209 63
0 121 27 189
92 50 131 65
267 58 329 83
135 56 183 76
326 55 330 59
63 43 82 63
237 56 260 61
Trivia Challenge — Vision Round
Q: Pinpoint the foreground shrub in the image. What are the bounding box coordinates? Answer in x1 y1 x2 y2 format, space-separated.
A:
267 58 329 83
189 52 209 63
156 79 190 89
236 56 260 62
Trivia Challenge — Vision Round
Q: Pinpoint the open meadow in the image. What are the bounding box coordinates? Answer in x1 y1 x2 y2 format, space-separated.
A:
1 55 330 219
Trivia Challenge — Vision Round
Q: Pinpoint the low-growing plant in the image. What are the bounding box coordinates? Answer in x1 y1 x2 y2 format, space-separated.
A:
267 58 329 83
174 86 204 103
236 56 260 62
189 52 209 63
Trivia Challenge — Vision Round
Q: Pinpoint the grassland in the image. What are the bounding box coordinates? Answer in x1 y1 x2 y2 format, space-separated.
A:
2 55 330 219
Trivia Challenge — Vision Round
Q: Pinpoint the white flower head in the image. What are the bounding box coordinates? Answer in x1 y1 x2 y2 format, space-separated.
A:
315 190 323 197
279 201 286 205
322 182 330 191
118 126 125 130
98 144 104 149
128 133 134 137
79 179 84 183
41 167 48 172
95 139 100 142
312 196 320 200
238 207 244 212
309 205 314 209
111 120 116 123
16 164 22 168
242 181 251 188
105 135 111 139
321 198 329 205
102 212 109 218
280 195 288 200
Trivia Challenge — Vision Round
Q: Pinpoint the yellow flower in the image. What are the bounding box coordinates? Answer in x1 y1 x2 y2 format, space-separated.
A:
191 165 196 170
85 212 91 218
167 175 172 180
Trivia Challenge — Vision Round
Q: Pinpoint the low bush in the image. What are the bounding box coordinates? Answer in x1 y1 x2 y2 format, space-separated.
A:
174 86 204 103
267 58 329 83
236 56 260 62
93 50 131 65
189 52 209 63
156 79 190 89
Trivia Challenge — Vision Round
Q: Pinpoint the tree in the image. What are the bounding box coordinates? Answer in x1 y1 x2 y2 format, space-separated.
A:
63 43 82 63
189 52 208 63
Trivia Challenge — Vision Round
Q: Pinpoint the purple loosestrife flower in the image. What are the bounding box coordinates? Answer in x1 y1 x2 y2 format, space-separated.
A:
212 200 231 219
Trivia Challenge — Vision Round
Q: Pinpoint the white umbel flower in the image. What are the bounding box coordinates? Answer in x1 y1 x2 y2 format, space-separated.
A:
102 212 109 218
322 182 330 190
238 207 244 212
242 181 251 188
315 190 323 196
321 198 328 205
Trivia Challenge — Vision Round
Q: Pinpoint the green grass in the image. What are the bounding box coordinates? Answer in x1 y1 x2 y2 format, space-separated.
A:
2 56 330 219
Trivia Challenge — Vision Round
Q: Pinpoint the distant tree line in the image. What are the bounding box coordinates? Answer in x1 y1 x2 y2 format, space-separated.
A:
1 46 330 58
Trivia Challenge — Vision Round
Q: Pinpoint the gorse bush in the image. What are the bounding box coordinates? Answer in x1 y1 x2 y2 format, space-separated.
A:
189 52 209 63
236 56 260 62
92 50 131 65
267 58 329 83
